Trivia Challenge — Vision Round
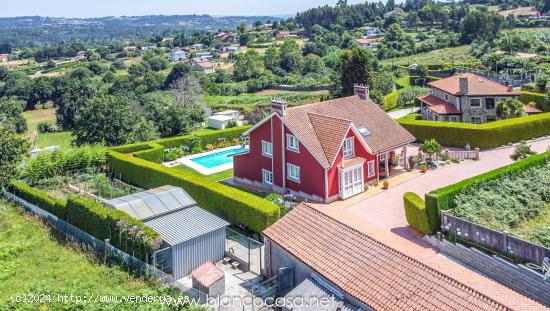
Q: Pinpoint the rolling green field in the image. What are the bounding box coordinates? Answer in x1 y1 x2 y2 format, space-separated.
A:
0 200 199 310
381 45 476 66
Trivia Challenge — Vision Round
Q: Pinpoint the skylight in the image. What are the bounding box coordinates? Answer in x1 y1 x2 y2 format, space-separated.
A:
358 127 371 137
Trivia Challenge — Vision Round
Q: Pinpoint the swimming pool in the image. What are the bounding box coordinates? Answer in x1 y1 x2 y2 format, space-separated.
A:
190 147 249 169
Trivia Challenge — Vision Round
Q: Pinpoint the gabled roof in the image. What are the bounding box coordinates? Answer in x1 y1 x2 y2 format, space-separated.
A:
307 113 351 166
264 204 546 311
428 73 521 96
282 96 415 167
418 94 462 115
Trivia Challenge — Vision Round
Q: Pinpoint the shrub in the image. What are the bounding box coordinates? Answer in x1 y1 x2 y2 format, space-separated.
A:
519 91 549 111
398 113 550 148
510 141 536 161
424 152 549 231
404 192 434 234
106 151 280 233
419 139 442 160
156 126 250 149
8 181 161 261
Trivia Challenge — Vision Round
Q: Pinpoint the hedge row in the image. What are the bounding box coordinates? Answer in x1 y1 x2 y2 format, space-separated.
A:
519 91 549 112
108 127 252 164
404 192 433 234
423 152 549 233
9 181 161 260
398 112 550 148
107 151 280 233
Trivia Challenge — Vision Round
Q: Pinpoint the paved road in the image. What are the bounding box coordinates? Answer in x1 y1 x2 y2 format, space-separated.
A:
330 137 550 242
387 107 420 119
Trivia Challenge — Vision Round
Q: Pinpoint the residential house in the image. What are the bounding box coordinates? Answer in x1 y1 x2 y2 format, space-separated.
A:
216 32 237 44
363 26 380 38
233 86 415 203
222 46 240 53
190 43 205 50
355 38 381 49
191 61 215 74
125 46 137 52
195 52 213 61
140 45 157 52
263 203 547 311
418 73 520 124
171 50 187 62
207 110 241 130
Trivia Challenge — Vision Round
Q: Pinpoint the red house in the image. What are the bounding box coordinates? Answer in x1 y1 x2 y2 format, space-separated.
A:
233 86 415 203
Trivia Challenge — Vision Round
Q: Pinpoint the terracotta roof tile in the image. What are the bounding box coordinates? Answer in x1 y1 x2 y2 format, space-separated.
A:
523 104 543 114
263 204 548 311
418 94 462 115
338 157 366 168
283 96 415 167
307 113 351 166
428 73 521 96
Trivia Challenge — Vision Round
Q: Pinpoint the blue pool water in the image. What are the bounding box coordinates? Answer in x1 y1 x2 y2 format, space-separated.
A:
190 147 248 169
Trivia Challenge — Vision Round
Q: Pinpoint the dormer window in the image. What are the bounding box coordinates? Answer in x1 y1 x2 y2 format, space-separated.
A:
287 134 299 152
343 137 355 158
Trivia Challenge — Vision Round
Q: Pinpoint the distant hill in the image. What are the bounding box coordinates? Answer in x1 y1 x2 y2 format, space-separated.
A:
0 15 282 48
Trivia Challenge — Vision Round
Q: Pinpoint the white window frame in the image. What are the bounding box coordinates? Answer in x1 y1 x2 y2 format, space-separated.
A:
469 98 482 108
470 116 483 124
286 134 299 152
262 169 273 185
287 163 300 183
343 137 355 158
262 141 272 158
367 160 376 178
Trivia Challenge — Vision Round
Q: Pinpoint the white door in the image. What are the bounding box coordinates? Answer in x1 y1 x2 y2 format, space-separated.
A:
341 166 364 199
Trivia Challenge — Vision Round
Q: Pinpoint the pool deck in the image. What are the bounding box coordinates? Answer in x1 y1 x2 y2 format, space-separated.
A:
170 145 248 175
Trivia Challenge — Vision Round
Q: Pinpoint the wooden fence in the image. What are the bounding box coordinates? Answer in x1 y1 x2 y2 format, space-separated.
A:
441 212 550 265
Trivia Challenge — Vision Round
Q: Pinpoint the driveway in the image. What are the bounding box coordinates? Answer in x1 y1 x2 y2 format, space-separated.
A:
314 137 550 243
387 107 419 119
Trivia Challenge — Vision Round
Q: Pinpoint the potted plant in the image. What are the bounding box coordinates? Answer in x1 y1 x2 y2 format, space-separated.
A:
421 164 428 173
382 180 389 190
373 179 379 187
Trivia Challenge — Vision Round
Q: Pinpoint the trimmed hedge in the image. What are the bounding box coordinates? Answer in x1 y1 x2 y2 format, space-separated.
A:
107 151 280 233
404 192 433 234
519 91 549 112
156 126 251 149
398 112 550 148
424 152 549 232
9 181 161 260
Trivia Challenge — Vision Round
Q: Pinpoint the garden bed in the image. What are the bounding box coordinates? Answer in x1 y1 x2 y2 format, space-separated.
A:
448 159 550 247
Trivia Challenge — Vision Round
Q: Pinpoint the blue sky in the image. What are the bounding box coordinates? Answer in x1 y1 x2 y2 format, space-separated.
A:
1 0 368 18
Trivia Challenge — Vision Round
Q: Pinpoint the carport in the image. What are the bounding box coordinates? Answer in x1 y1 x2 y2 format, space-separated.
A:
105 185 229 278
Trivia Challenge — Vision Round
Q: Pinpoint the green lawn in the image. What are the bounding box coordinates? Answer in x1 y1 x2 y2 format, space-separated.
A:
0 200 199 310
36 131 73 148
205 90 329 112
173 164 234 182
22 108 57 132
381 45 476 66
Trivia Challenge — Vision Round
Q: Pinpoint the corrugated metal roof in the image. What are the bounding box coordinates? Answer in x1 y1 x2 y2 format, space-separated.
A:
144 206 229 246
105 185 196 221
284 276 356 311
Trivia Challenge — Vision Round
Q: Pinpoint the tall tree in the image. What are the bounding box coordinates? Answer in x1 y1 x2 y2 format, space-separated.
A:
0 98 27 134
336 47 376 96
53 78 98 130
0 125 29 188
73 94 137 146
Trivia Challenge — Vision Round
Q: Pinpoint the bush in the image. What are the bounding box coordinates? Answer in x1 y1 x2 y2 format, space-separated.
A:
156 126 250 149
404 192 434 234
8 181 161 261
424 152 549 231
519 91 549 111
398 113 550 148
107 150 279 233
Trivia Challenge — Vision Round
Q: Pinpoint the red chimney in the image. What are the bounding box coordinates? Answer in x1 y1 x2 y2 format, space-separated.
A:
354 84 369 100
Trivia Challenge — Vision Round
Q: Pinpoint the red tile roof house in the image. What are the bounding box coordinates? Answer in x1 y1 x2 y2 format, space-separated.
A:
418 73 522 124
263 203 547 311
233 86 415 203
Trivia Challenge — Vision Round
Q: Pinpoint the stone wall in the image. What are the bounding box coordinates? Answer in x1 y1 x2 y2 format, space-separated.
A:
425 236 550 307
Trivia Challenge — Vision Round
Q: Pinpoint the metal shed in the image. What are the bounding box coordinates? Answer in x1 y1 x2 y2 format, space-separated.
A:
105 185 229 279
